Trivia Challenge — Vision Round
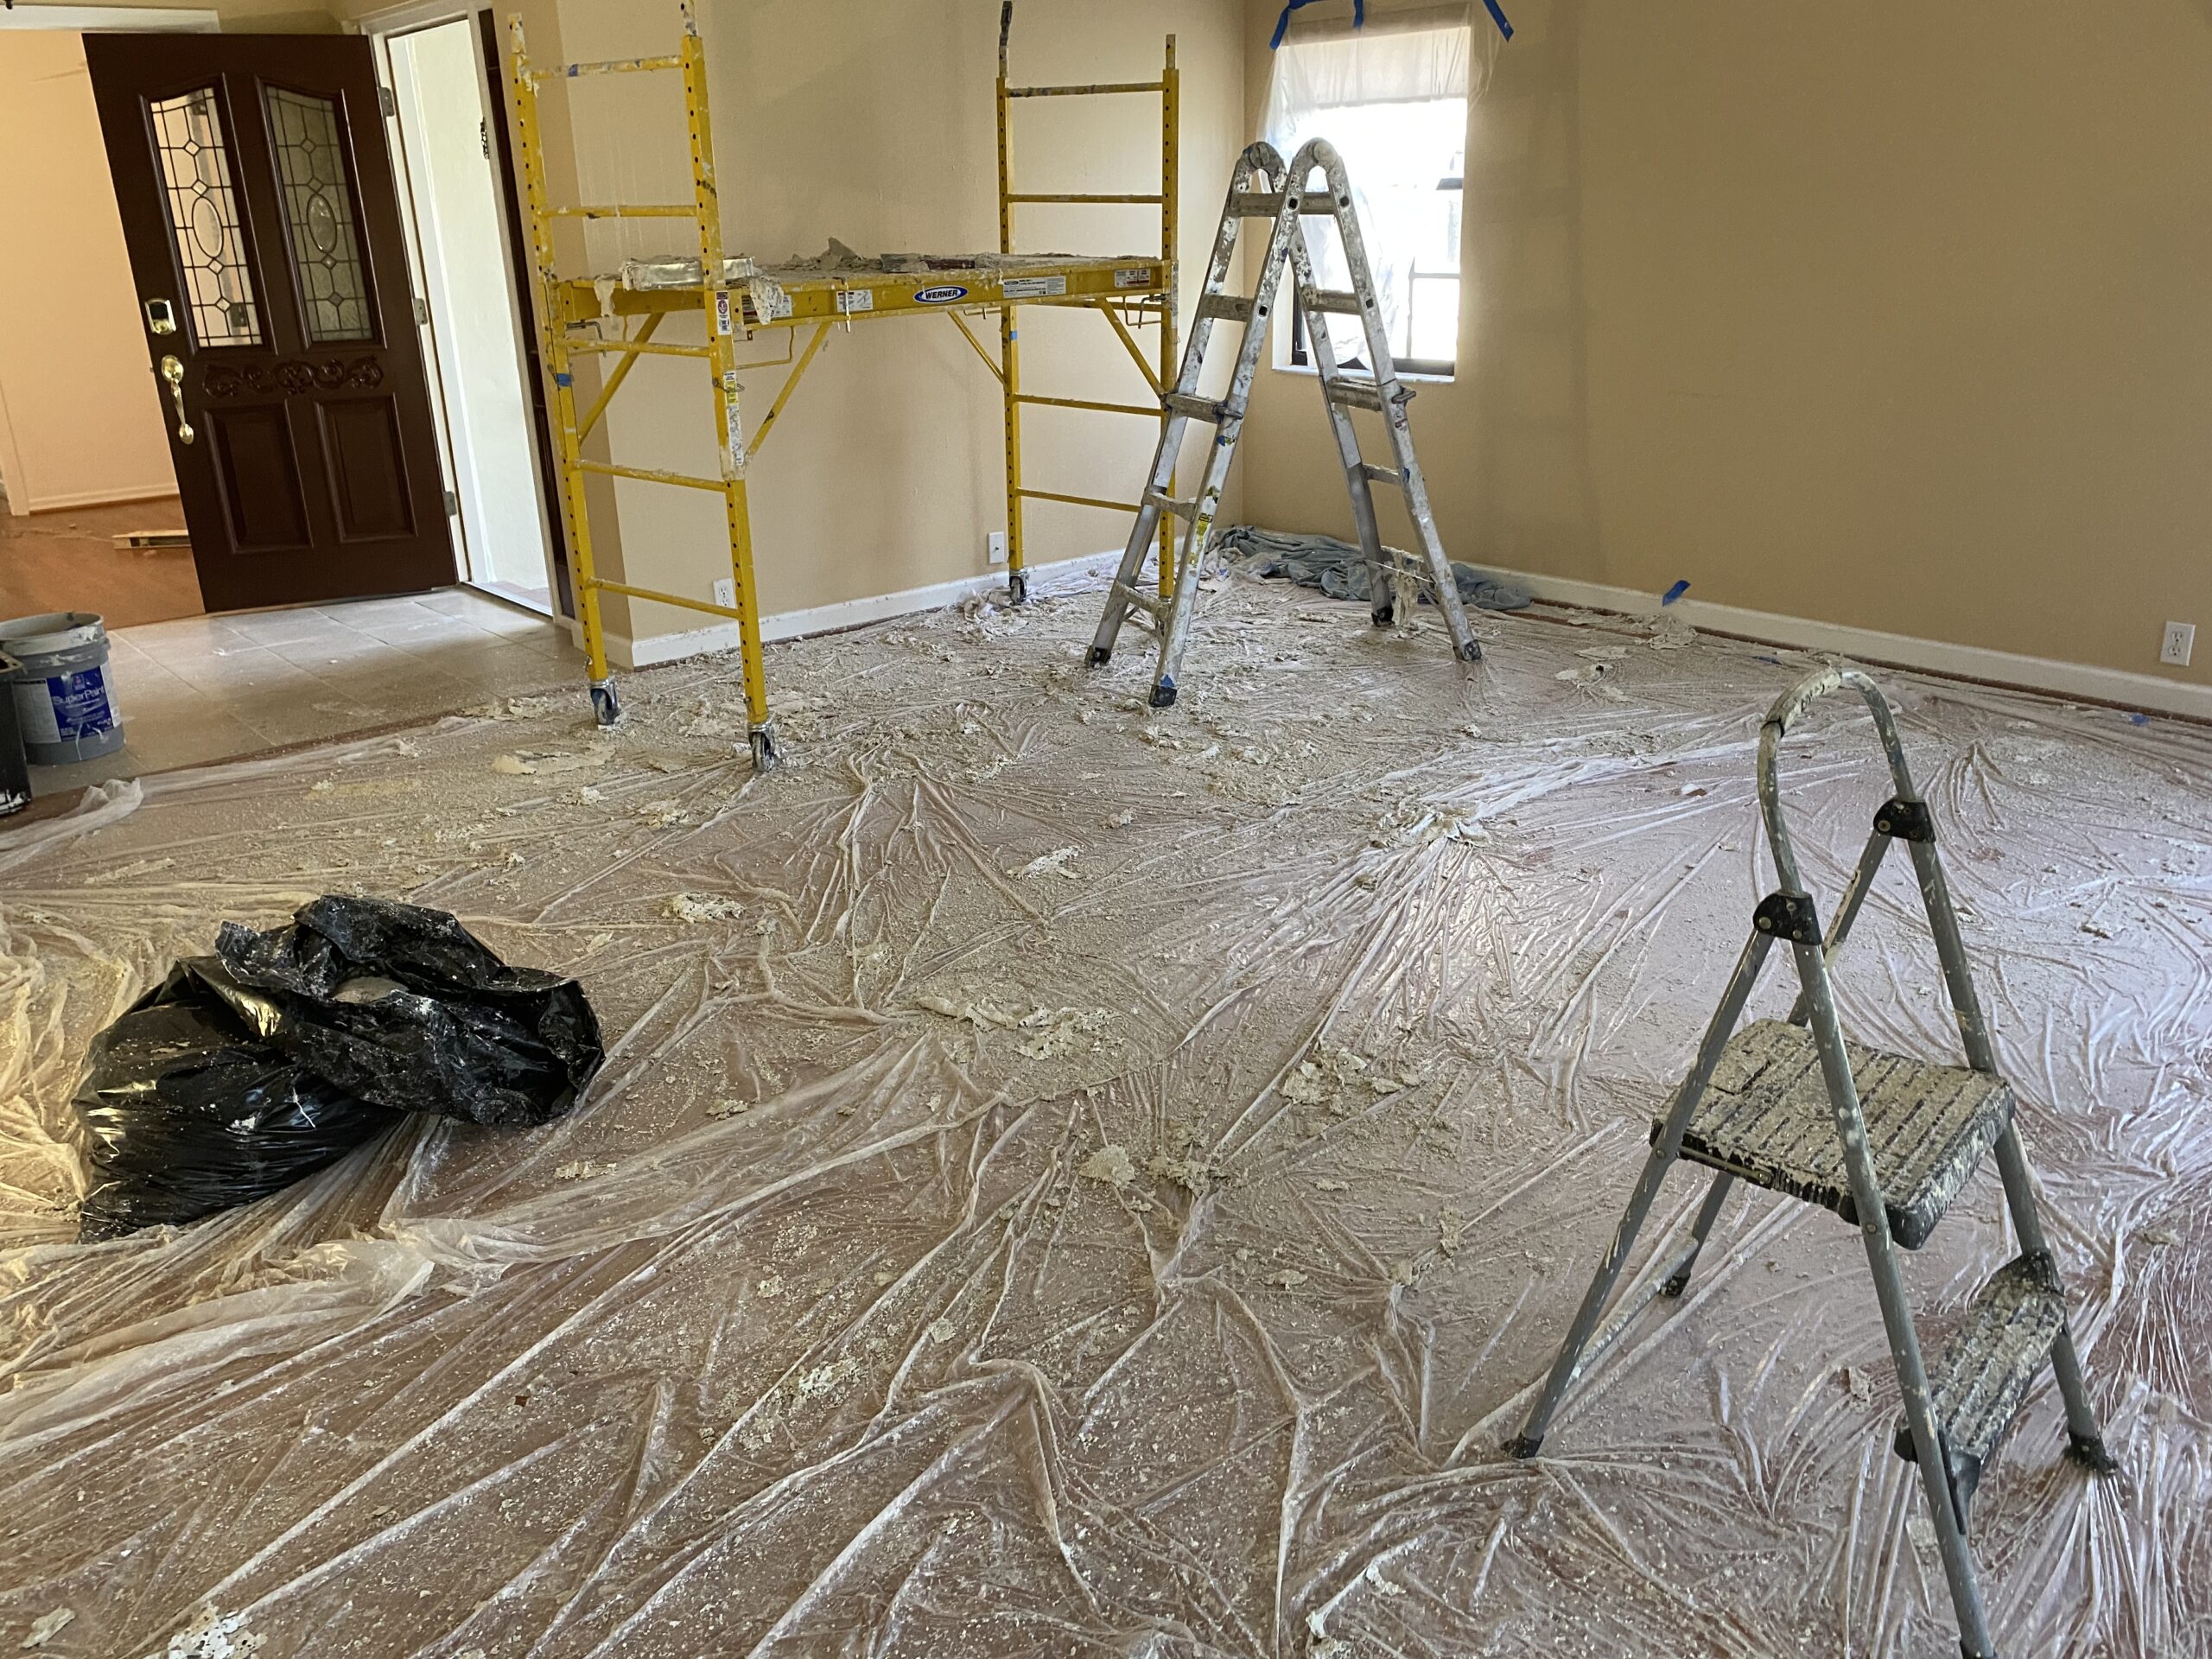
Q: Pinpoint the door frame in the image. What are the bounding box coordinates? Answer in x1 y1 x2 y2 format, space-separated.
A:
353 0 570 618
0 8 218 30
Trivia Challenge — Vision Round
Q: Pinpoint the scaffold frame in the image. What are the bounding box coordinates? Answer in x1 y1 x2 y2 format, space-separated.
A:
506 2 1179 767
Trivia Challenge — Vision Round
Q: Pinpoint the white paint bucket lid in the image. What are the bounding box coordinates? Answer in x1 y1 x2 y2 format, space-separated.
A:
0 613 105 659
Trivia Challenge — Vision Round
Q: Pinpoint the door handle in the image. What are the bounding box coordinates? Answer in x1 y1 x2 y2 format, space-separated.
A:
159 355 194 446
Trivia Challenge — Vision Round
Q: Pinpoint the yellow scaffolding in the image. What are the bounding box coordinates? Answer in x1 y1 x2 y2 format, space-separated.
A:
506 3 1179 768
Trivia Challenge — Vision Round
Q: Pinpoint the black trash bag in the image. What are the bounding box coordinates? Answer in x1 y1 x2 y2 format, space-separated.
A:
74 957 401 1241
213 894 604 1128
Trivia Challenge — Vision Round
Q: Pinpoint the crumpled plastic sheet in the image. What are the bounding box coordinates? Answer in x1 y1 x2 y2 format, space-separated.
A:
1 575 2207 1658
1215 524 1534 613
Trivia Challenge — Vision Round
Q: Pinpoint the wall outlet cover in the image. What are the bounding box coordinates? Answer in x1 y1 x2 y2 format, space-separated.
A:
713 578 737 608
987 531 1010 566
2161 620 2195 668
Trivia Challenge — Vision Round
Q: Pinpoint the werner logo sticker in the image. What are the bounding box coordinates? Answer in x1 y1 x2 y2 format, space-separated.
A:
914 284 970 304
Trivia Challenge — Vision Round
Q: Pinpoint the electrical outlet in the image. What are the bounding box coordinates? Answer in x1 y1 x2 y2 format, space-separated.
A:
2160 620 2196 668
713 578 736 608
987 531 1010 566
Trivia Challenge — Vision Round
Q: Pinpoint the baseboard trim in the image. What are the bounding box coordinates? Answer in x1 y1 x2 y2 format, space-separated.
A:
1496 567 2212 723
19 484 182 514
597 550 1119 671
582 544 2209 723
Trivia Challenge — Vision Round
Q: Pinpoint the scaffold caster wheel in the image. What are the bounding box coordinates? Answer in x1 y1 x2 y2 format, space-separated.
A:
1148 676 1177 709
1087 646 1111 667
1008 569 1030 606
590 681 621 727
749 724 779 772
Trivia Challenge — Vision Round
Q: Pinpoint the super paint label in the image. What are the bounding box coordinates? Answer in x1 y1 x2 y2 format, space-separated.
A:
17 667 117 744
914 284 969 305
1001 275 1067 300
1114 267 1152 289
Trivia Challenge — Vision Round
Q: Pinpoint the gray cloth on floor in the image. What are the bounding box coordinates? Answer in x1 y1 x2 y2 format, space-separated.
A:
1214 524 1531 611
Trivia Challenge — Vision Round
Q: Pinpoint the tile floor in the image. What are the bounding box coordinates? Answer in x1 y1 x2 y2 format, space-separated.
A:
20 588 585 799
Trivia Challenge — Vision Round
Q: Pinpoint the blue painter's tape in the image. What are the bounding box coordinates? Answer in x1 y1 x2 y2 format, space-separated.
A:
1662 579 1690 606
555 372 574 386
2128 712 2151 726
1271 0 1361 50
1481 0 1514 40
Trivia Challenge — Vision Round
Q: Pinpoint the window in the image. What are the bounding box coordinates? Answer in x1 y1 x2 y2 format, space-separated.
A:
148 86 264 348
265 86 375 343
1262 21 1469 378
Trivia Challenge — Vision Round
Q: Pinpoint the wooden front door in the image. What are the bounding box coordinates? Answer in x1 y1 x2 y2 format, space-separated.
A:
86 33 455 613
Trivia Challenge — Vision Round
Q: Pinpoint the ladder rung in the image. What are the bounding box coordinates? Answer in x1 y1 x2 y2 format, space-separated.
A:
1113 582 1169 618
1229 191 1337 217
1014 393 1160 419
1197 294 1256 323
1145 491 1201 521
578 459 725 493
1361 463 1404 486
1007 80 1166 98
548 205 696 219
1005 193 1165 206
535 54 682 79
1016 486 1143 514
1164 392 1241 424
1306 289 1364 315
1325 378 1389 412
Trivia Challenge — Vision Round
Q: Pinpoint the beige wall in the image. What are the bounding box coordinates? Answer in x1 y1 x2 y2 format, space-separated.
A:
499 0 1244 655
0 30 180 515
1239 0 2212 693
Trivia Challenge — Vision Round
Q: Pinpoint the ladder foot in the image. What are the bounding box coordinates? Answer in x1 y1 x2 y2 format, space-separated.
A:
1456 639 1484 664
1008 569 1030 606
748 723 779 772
1148 676 1178 709
1505 1433 1542 1461
1087 646 1111 667
1659 1268 1694 1299
2066 1431 2120 1476
590 680 622 727
1371 603 1395 629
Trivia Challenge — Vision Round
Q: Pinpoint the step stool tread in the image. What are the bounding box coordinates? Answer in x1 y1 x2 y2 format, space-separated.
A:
1662 1019 2012 1249
1894 1252 2065 1474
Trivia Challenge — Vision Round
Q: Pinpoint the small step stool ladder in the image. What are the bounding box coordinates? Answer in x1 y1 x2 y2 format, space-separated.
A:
1510 668 2115 1659
1088 137 1481 708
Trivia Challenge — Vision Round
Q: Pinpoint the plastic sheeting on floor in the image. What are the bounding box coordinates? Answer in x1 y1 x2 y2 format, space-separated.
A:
1 575 2206 1658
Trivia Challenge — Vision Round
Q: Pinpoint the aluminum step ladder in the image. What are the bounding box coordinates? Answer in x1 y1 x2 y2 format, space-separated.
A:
1509 667 2114 1659
1087 137 1481 709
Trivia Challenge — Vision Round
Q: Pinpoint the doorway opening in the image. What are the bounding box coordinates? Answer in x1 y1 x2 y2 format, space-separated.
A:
0 23 200 630
377 10 561 616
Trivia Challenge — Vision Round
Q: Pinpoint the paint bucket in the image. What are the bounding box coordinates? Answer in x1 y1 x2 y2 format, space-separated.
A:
0 612 126 766
0 651 32 817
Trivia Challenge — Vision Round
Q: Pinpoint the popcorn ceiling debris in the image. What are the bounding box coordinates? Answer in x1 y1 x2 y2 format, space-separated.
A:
1080 1145 1136 1187
1011 847 1081 880
665 893 745 923
3 566 2203 1657
159 1607 261 1659
20 1610 73 1650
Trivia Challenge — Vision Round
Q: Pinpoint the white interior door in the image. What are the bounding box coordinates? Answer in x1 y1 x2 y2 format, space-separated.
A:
382 14 556 612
